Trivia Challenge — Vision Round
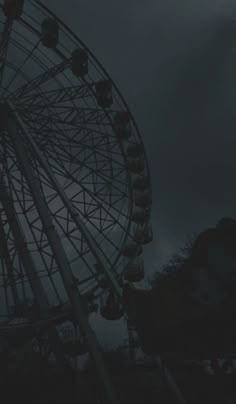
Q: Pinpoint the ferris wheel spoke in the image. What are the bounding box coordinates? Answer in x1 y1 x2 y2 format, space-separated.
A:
51 147 128 195
9 58 70 99
4 37 42 94
8 99 122 295
45 158 130 237
23 120 117 157
26 118 114 148
43 130 124 171
0 218 20 305
19 105 116 127
41 208 99 268
49 161 129 223
19 106 115 140
37 126 123 183
63 171 129 228
10 176 35 215
26 125 124 189
3 60 32 95
80 187 130 234
55 190 125 256
9 185 59 278
17 84 94 107
0 180 69 366
0 178 50 303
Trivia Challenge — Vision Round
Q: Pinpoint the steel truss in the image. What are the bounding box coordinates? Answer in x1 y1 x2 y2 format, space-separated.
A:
0 1 153 403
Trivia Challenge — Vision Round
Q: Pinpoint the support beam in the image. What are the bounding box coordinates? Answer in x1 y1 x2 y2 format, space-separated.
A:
6 107 120 404
10 59 70 99
0 180 68 369
0 216 20 306
7 99 122 299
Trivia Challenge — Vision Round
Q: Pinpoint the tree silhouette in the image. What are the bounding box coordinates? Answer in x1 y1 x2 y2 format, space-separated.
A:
123 218 236 358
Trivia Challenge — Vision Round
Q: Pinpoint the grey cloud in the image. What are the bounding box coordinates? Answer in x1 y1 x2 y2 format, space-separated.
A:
43 0 236 264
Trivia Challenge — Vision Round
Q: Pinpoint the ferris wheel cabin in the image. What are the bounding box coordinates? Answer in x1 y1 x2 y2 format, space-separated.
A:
41 18 59 48
95 79 113 108
113 111 132 140
71 49 88 78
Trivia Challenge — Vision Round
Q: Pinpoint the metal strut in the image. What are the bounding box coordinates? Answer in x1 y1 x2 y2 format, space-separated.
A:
5 101 187 404
0 180 69 369
7 99 122 300
0 216 20 307
6 102 120 404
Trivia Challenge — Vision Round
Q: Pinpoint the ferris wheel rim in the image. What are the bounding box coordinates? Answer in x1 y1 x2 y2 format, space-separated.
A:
27 0 151 189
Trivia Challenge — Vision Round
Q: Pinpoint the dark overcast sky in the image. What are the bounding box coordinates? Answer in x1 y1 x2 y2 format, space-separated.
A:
42 1 236 274
38 0 236 348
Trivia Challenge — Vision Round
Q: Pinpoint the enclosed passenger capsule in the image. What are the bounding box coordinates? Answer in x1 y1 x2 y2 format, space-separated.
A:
132 175 149 191
95 80 113 108
126 143 144 158
132 207 149 225
71 48 88 77
134 223 153 245
3 0 24 18
134 190 152 209
124 258 144 282
41 18 59 48
113 111 131 140
127 158 145 174
122 240 142 258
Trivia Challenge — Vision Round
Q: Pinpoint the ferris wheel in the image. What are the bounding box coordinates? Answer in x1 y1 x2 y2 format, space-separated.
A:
0 0 152 402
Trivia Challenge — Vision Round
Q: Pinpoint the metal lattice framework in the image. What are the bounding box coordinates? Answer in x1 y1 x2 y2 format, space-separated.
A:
0 1 152 323
0 3 152 402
